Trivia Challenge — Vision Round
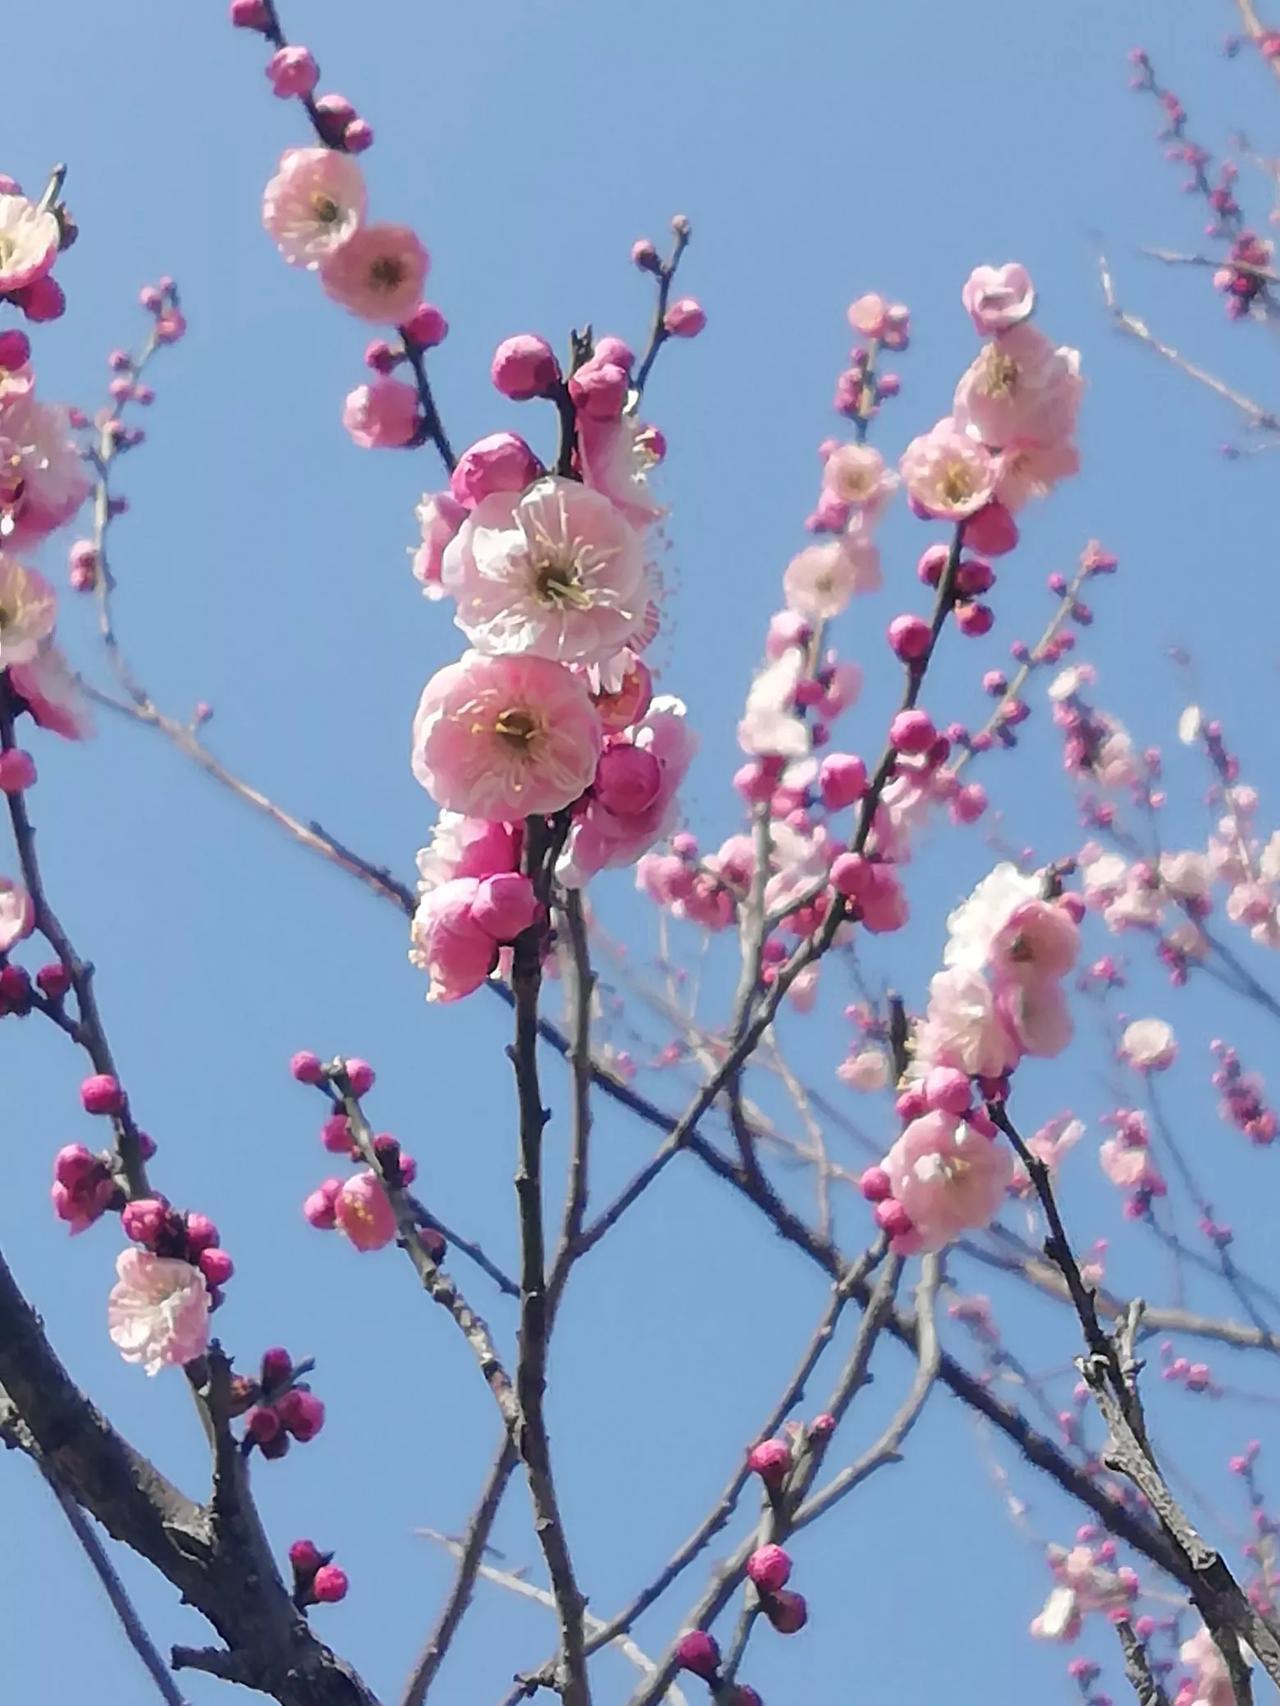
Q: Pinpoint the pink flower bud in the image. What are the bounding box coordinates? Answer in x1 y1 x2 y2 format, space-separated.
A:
321 1114 354 1154
568 357 629 422
818 753 867 810
874 1199 914 1239
278 1387 326 1441
54 1144 99 1189
631 239 660 272
923 1066 971 1117
675 1631 720 1679
312 1564 348 1604
964 501 1018 557
747 1544 792 1594
246 1405 282 1444
343 118 375 153
471 873 539 942
266 45 319 99
0 328 30 372
888 614 931 662
663 297 706 337
747 1438 791 1487
81 1073 124 1116
917 544 949 586
955 556 995 596
289 1539 323 1575
727 1690 762 1706
199 1248 235 1287
343 379 418 450
121 1197 169 1247
16 277 66 323
491 334 560 400
594 744 662 817
345 1059 376 1097
303 1182 340 1229
403 302 448 347
37 962 72 1000
859 1166 892 1202
365 340 399 375
334 1171 396 1251
0 749 36 793
184 1213 220 1255
955 600 994 637
764 1589 808 1634
809 1413 835 1437
290 1051 325 1085
951 783 987 825
450 432 541 508
229 0 270 25
593 336 635 370
889 709 935 754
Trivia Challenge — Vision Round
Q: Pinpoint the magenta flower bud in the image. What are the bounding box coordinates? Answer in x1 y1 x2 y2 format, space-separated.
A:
964 500 1018 558
121 1197 169 1247
888 614 931 662
312 1564 348 1603
594 744 662 817
289 1538 323 1576
491 334 560 401
809 1412 836 1437
266 44 319 99
313 92 357 135
664 297 706 337
593 336 635 370
727 1690 762 1706
81 1073 124 1116
471 873 539 942
764 1589 808 1634
303 1180 341 1229
279 1387 326 1442
889 709 935 754
734 760 778 805
955 600 994 637
747 1544 792 1594
916 543 949 586
450 432 541 508
199 1248 235 1287
36 964 70 1000
246 1405 282 1445
343 118 375 153
184 1213 220 1254
568 357 629 422
818 753 867 810
229 0 270 25
261 1346 293 1390
859 1166 892 1203
364 340 399 375
0 749 36 794
16 277 66 323
403 302 448 347
747 1438 791 1487
874 1200 914 1240
321 1114 354 1154
54 1144 100 1188
674 1631 720 1679
345 1059 375 1097
923 1066 971 1117
955 556 995 596
0 329 31 371
290 1051 326 1085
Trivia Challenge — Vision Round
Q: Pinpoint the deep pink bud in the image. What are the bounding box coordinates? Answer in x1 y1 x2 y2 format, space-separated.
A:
594 744 662 817
304 1182 340 1229
663 297 706 337
81 1074 124 1116
917 543 949 586
345 1059 375 1097
450 432 541 508
0 330 31 371
0 749 36 794
54 1143 100 1188
955 600 994 637
266 45 319 98
964 501 1018 557
403 303 448 347
923 1066 971 1117
727 1690 763 1706
471 873 539 942
568 357 629 421
675 1631 720 1679
289 1539 323 1575
121 1197 169 1247
888 613 931 662
955 556 995 596
16 277 65 323
184 1213 220 1254
261 1346 293 1390
951 783 987 824
889 710 935 754
364 340 399 375
291 1051 326 1085
37 962 72 1000
491 334 560 400
809 1412 836 1437
764 1589 808 1633
199 1248 235 1286
229 0 270 25
747 1544 792 1594
593 336 635 370
859 1166 892 1202
246 1405 282 1444
321 1115 354 1154
874 1200 914 1239
312 1564 348 1603
343 118 375 153
747 1438 791 1487
278 1387 326 1441
818 753 867 810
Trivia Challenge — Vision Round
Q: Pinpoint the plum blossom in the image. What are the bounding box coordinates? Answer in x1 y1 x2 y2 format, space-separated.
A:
899 418 997 519
578 415 665 529
411 651 601 820
319 223 428 324
782 533 881 619
333 1171 397 1251
738 649 809 759
0 876 33 951
409 872 538 1001
943 864 1044 975
0 192 60 294
1121 1017 1177 1072
952 323 1082 451
961 262 1036 335
444 477 648 666
1179 1626 1236 1706
0 557 56 666
412 492 467 597
262 147 366 267
416 812 521 891
818 443 898 525
342 378 418 448
881 1110 1013 1253
914 966 1018 1079
559 697 695 885
8 644 94 739
107 1248 211 1375
0 395 91 547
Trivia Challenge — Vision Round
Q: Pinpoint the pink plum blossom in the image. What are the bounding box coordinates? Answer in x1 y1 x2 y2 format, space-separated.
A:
839 1048 891 1091
107 1249 210 1375
342 378 418 448
578 415 665 529
0 876 34 952
443 477 648 666
819 443 898 525
881 1110 1013 1253
412 651 602 820
412 492 467 597
0 194 59 295
409 878 499 1000
914 966 1019 1079
961 263 1036 335
333 1171 398 1251
782 533 881 619
943 863 1044 975
449 433 541 509
319 223 428 324
899 419 996 519
8 645 94 739
560 697 696 885
416 812 521 891
0 396 91 547
737 650 808 760
952 323 1082 452
0 558 56 667
1179 1627 1235 1706
261 147 367 267
1121 1018 1177 1072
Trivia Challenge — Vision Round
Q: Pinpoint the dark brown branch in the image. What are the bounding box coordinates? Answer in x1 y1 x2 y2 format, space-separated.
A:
1115 1618 1171 1706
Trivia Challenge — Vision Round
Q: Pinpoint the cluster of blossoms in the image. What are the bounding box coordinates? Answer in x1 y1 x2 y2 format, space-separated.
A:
1030 1533 1138 1643
1098 1107 1167 1215
1211 1039 1277 1145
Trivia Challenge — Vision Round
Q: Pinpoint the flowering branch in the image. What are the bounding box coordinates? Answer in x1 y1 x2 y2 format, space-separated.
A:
1115 1616 1172 1706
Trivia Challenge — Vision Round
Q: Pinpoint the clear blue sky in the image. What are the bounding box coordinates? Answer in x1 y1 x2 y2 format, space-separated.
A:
5 4 1280 1704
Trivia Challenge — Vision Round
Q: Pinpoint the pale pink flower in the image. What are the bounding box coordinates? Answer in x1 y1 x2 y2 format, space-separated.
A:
107 1248 210 1375
262 147 367 267
943 863 1043 975
412 491 468 598
819 444 898 525
1158 850 1212 901
899 418 996 519
412 651 601 820
847 293 891 337
0 395 92 547
8 644 94 739
961 263 1036 335
1025 1115 1084 1175
738 649 809 759
319 223 428 324
882 1110 1013 1252
416 812 521 891
838 1048 891 1092
995 974 1073 1058
409 877 499 1001
1179 1627 1236 1706
579 415 665 529
1100 1136 1162 1192
1029 1585 1081 1643
782 533 881 620
0 876 34 951
342 377 418 448
953 324 1082 451
988 898 1080 983
444 477 647 666
0 193 60 294
914 967 1019 1079
559 697 695 884
1121 1018 1177 1072
994 437 1080 510
0 557 56 666
334 1171 398 1251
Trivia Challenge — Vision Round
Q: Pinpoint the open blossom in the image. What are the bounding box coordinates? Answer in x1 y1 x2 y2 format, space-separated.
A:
412 493 468 598
443 477 647 666
0 876 34 951
953 323 1082 452
333 1171 397 1251
8 644 94 739
319 223 428 324
994 437 1080 510
1179 1627 1236 1706
0 395 91 547
944 863 1044 974
578 414 665 529
1121 1017 1177 1072
899 418 996 519
412 651 601 820
882 1110 1013 1253
342 377 418 448
782 532 881 620
819 443 898 525
416 812 521 891
0 193 60 294
914 966 1018 1079
107 1248 210 1375
961 262 1035 334
0 557 56 666
262 147 367 267
737 648 808 759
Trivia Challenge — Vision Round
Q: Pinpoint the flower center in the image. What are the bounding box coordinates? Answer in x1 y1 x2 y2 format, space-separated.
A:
311 192 342 226
940 462 978 505
0 235 13 270
494 706 542 750
982 349 1020 399
369 255 405 291
530 549 592 610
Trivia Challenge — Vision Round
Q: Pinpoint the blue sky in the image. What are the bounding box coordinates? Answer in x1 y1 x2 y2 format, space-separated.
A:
5 3 1280 1704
